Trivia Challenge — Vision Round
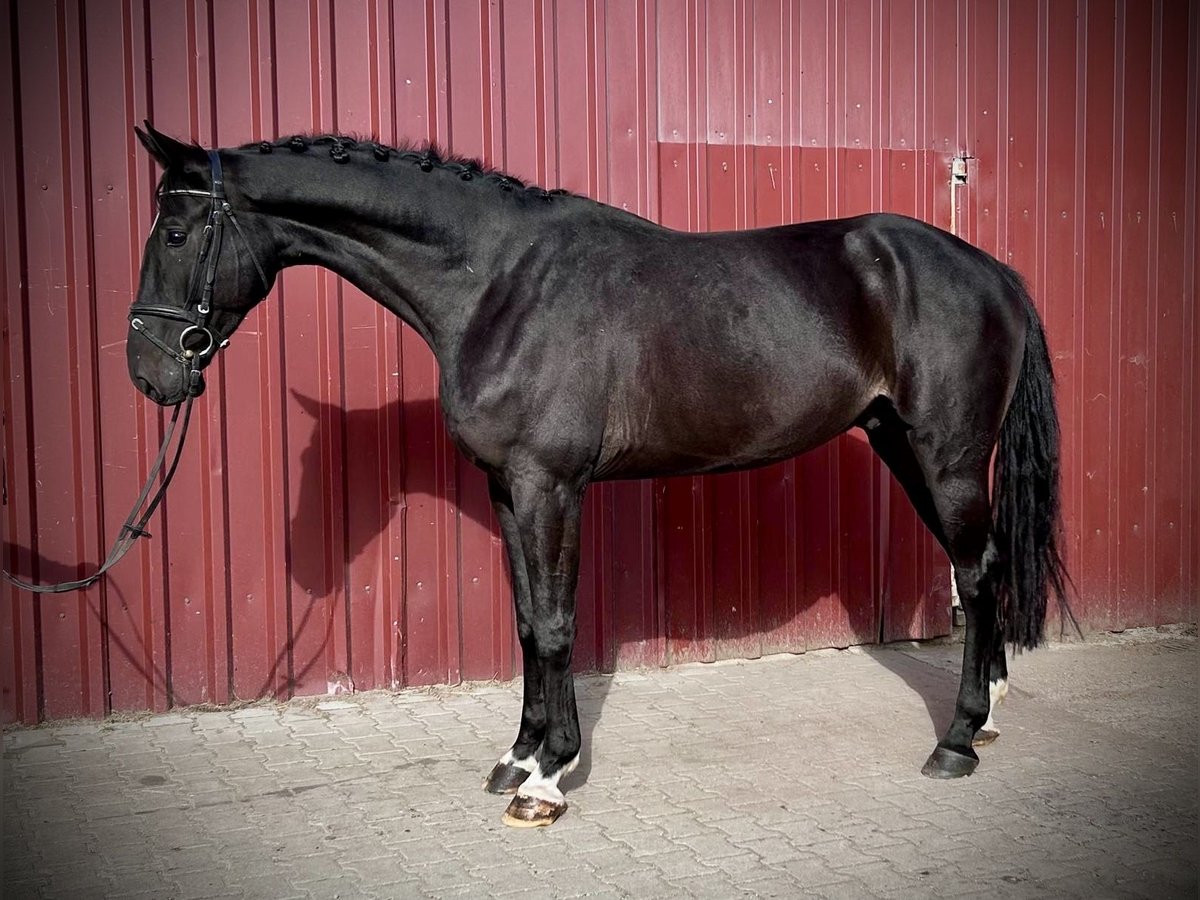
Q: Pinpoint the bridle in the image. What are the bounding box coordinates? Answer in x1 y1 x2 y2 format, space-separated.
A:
2 149 268 594
128 149 269 395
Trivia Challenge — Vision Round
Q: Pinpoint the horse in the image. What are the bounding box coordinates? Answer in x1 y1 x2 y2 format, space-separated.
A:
128 123 1071 828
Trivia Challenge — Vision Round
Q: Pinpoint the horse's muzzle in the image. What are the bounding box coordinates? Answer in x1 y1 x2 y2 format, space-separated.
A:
133 371 204 407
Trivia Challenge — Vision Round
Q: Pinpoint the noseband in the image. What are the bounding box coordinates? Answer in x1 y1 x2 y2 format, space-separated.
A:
128 149 269 394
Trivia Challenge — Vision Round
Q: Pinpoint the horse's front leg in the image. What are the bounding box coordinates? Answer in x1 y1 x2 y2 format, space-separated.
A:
499 468 586 827
483 475 545 795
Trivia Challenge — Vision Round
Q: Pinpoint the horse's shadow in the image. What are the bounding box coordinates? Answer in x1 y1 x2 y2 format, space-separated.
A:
3 393 961 780
281 392 959 785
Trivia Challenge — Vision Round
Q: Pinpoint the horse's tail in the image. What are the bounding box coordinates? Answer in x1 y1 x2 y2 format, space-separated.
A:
991 267 1078 650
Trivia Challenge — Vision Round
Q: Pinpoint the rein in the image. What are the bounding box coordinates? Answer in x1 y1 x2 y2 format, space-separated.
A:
2 149 266 594
2 399 195 593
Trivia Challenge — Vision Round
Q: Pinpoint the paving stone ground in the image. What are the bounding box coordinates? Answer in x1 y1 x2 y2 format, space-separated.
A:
3 628 1197 900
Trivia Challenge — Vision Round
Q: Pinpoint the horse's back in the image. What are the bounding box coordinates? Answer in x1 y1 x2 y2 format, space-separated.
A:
593 213 997 466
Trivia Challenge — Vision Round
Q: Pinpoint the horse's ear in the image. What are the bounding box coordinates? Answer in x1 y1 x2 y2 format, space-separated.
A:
289 390 325 420
134 121 200 169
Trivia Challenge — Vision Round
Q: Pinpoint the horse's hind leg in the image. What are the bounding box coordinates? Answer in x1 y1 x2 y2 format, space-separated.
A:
908 431 1003 778
864 402 949 551
866 408 1010 750
973 633 1009 747
483 476 544 795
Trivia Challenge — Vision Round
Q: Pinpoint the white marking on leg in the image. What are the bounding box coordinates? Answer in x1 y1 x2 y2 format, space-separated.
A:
499 749 537 773
560 753 580 777
982 677 1008 732
514 754 580 805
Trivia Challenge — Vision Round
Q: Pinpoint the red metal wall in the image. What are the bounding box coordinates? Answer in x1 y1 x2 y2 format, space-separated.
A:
2 0 1196 723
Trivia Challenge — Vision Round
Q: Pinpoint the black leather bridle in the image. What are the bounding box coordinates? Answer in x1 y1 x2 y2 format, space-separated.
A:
3 149 268 594
129 149 269 394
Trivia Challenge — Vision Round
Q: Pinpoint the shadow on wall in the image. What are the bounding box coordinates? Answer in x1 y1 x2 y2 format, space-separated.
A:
3 392 958 754
286 393 949 652
281 393 957 765
1 541 171 708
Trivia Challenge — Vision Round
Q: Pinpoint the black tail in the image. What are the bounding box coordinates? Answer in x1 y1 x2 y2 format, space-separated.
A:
992 268 1078 650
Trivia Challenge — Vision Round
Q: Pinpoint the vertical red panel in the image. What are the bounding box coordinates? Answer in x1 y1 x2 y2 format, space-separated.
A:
705 140 759 661
499 0 551 188
835 149 880 645
606 0 658 219
139 0 208 708
657 0 694 144
751 0 783 147
658 140 713 665
743 5 786 656
791 145 838 649
972 0 1002 260
609 0 663 670
17 1 92 719
796 0 831 151
1150 0 1194 627
752 145 793 656
270 0 339 697
703 0 738 144
928 0 961 158
223 0 292 702
392 1 461 687
1078 0 1121 629
1040 0 1084 637
1182 0 1199 622
1 0 39 724
887 0 920 152
559 1 613 673
95 0 168 716
447 0 512 683
1114 5 1154 627
62 0 107 719
842 0 875 150
1005 2 1039 278
206 0 264 709
880 147 950 643
328 0 403 691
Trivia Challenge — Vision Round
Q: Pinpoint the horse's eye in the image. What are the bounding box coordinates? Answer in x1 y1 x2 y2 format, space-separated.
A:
165 229 187 247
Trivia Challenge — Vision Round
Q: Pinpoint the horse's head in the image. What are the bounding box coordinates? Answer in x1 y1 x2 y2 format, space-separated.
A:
129 123 275 405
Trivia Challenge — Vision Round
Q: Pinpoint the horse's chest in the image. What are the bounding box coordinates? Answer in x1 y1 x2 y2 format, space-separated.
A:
439 388 524 472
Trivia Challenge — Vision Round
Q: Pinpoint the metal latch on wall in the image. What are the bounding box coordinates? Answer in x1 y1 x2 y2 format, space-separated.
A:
949 155 971 236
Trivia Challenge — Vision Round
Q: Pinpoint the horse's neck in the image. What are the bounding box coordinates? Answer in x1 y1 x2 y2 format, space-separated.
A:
255 161 505 357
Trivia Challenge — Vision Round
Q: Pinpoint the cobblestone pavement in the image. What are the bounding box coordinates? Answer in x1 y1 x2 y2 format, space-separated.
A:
3 629 1197 899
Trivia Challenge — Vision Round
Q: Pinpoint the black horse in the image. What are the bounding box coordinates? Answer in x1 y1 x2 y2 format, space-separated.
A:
129 124 1070 827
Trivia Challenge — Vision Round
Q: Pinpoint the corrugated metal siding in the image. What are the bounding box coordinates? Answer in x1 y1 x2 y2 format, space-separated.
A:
1 0 1196 723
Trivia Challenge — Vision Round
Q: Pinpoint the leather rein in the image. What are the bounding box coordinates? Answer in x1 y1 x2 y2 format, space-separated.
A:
2 150 268 594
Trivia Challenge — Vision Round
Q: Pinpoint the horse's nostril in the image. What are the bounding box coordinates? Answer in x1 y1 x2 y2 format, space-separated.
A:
136 377 164 404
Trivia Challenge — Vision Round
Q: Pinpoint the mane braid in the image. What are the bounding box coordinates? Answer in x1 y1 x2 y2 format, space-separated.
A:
238 133 574 199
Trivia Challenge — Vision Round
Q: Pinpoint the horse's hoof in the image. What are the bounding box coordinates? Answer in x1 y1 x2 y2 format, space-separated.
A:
972 728 1000 748
501 793 567 828
483 761 531 795
921 745 979 779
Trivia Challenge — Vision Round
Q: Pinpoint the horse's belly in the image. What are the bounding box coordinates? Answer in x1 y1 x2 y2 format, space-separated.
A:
594 390 866 481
